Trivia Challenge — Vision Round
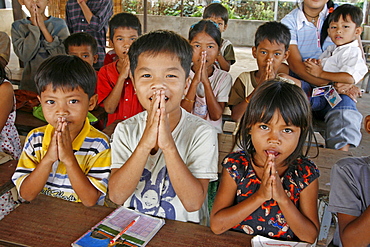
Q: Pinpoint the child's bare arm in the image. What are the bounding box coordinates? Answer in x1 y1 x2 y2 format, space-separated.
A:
305 60 354 84
57 119 101 206
272 164 319 244
103 55 130 114
77 0 93 23
108 91 161 205
19 128 59 201
216 53 231 72
337 207 370 246
288 45 329 86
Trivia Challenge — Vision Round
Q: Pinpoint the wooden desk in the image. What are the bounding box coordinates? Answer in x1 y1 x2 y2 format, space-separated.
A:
15 107 107 135
0 195 252 247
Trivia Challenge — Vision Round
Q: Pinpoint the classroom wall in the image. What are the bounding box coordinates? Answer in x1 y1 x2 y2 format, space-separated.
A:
136 15 266 46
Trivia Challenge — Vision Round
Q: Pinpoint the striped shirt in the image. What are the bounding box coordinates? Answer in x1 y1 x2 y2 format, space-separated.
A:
12 119 111 205
281 4 334 61
65 0 113 69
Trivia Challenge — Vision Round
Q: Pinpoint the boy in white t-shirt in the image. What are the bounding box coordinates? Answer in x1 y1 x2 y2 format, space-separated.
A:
108 30 218 224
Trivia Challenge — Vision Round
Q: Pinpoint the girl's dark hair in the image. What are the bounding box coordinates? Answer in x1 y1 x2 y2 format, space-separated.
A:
34 55 97 98
320 0 335 48
109 12 142 41
236 80 316 166
189 20 222 49
128 30 193 78
329 4 363 27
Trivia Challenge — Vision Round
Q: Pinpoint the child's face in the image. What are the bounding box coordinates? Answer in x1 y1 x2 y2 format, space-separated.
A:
206 16 227 32
190 31 219 70
112 27 139 60
37 85 97 139
252 39 289 75
67 45 98 66
328 16 362 46
132 52 188 116
142 190 159 209
250 111 301 168
19 0 48 15
303 0 328 11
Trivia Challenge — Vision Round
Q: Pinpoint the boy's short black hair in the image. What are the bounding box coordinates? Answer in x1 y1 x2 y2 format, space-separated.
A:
128 30 193 78
35 55 97 98
329 4 363 27
254 21 291 50
189 20 222 49
203 3 229 25
64 32 98 55
109 12 142 41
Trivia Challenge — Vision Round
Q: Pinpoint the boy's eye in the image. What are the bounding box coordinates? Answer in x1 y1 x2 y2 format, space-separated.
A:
193 44 201 48
330 26 337 29
166 74 177 78
207 45 215 49
46 100 55 104
261 51 267 55
141 74 151 78
344 25 350 28
82 55 89 58
69 99 78 104
274 52 281 56
130 37 137 41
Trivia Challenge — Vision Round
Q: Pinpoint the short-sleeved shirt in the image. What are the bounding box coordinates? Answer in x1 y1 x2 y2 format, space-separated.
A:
189 66 232 133
111 108 218 223
281 5 334 61
223 151 320 240
97 61 143 126
65 0 113 69
0 31 10 64
320 40 367 84
228 71 258 107
12 119 111 205
221 39 236 65
328 156 370 247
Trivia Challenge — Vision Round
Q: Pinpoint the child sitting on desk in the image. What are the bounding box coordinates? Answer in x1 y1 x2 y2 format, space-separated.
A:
12 55 111 206
108 30 218 224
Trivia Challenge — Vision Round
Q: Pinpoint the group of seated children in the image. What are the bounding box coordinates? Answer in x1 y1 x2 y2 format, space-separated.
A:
1 1 368 246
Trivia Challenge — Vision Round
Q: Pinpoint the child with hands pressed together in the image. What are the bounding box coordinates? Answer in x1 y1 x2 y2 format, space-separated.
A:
210 80 320 244
108 30 218 223
97 13 143 127
12 0 69 92
182 20 232 133
12 55 111 206
228 22 301 123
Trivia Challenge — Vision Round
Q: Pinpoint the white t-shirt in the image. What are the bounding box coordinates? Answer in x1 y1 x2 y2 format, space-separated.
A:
320 39 367 84
111 108 218 223
189 66 232 133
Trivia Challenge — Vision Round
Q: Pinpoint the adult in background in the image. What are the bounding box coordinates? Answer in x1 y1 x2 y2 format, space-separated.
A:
282 0 363 151
66 0 113 70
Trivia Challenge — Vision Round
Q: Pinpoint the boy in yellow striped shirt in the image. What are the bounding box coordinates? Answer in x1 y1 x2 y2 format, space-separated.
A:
12 55 111 206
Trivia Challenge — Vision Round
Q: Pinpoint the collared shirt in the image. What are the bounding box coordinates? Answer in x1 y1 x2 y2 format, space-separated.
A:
65 0 113 69
320 40 367 84
282 4 334 60
12 119 111 205
97 61 143 126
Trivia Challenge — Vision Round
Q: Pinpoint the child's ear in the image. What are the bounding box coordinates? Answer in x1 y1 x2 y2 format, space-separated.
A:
355 26 363 36
365 115 370 134
284 49 290 60
252 46 257 58
93 54 98 64
88 94 98 111
184 76 191 94
224 24 228 32
18 0 24 5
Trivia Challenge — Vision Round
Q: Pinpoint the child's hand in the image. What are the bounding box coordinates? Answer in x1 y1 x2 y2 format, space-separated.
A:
119 53 130 79
192 51 206 86
29 3 39 26
257 154 274 201
140 91 161 151
304 59 323 78
257 58 275 85
157 90 174 151
56 117 76 165
200 51 211 86
271 163 287 203
43 123 60 164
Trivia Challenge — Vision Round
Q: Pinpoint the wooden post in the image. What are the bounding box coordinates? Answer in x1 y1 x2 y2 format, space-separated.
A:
12 0 23 21
143 0 147 33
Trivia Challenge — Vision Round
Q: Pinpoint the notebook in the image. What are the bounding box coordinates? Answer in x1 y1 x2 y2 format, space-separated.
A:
72 206 165 247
